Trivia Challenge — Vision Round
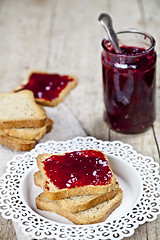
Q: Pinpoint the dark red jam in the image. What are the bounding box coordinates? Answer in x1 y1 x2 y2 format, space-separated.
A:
43 150 112 189
20 73 74 100
102 42 156 134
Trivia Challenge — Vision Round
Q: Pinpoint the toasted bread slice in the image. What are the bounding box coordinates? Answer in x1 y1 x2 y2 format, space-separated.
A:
0 118 53 151
0 118 53 141
0 135 36 151
14 71 78 106
34 170 119 213
45 118 53 133
36 188 123 224
0 90 47 129
36 151 117 200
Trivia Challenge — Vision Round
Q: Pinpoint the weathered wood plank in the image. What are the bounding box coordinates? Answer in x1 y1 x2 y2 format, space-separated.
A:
0 0 159 239
109 0 142 31
0 0 57 92
46 0 111 139
0 217 17 240
141 0 160 89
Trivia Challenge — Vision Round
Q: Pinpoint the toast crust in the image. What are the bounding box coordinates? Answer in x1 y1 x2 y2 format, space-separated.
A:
0 135 36 151
14 71 78 106
43 179 117 200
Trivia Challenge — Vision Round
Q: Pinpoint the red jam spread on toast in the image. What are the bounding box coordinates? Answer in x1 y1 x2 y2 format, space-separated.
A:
43 150 112 189
20 72 74 100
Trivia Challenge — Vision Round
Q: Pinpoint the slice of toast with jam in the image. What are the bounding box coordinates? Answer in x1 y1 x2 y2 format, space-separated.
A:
36 150 118 200
34 149 123 224
14 71 78 106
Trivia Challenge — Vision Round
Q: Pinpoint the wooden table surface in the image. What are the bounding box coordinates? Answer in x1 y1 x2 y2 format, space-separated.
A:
0 0 159 239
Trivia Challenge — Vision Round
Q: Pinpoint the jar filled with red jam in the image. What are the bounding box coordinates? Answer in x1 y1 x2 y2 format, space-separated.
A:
101 30 156 134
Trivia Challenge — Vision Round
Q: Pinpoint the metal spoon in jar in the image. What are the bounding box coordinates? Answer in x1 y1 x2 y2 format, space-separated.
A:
98 13 121 53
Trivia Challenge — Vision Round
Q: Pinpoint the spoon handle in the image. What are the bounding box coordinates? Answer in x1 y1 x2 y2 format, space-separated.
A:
98 13 121 53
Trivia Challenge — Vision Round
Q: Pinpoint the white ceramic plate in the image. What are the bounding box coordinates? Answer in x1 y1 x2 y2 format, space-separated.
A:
0 137 159 240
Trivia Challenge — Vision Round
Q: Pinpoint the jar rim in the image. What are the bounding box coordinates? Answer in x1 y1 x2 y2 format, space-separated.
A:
101 30 156 57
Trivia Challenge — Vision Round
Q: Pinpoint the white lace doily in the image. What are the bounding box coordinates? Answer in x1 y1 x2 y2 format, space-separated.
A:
0 136 159 240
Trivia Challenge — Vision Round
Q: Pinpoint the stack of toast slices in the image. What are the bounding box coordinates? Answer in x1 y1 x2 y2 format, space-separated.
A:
0 90 53 151
34 150 123 225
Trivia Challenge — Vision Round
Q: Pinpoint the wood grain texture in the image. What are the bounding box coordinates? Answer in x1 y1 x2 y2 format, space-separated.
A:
0 0 159 239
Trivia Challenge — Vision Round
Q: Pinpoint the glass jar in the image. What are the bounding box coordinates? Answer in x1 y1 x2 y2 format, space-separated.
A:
101 30 156 134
